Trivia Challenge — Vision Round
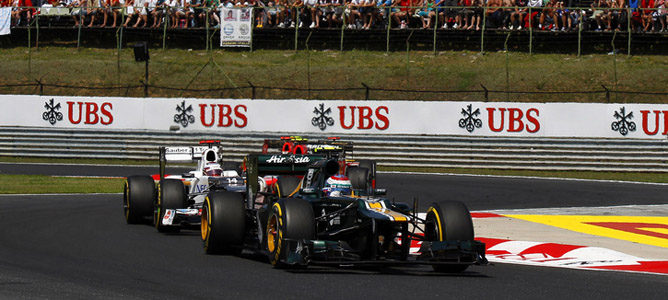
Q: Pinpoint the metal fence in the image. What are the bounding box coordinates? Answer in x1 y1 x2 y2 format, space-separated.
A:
3 5 667 55
1 126 667 172
2 81 667 103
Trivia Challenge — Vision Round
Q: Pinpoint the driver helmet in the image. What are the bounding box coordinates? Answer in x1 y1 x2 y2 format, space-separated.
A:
203 163 223 177
323 174 352 197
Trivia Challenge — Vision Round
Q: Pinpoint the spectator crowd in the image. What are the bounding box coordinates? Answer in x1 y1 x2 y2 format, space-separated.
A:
2 0 666 32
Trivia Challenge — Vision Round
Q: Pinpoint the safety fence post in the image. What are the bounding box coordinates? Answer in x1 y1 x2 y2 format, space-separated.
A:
528 7 532 55
433 9 438 55
306 31 312 99
611 31 618 102
481 4 487 54
480 84 488 101
35 9 39 50
77 8 82 50
577 11 581 57
340 12 345 51
36 79 43 95
163 7 168 50
294 7 299 51
405 31 413 83
602 85 610 102
206 8 210 51
248 81 255 99
627 7 631 56
362 82 370 100
504 32 511 101
386 10 391 53
27 13 32 77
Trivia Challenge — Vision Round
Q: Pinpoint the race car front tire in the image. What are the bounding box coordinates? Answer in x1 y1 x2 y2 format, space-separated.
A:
154 179 187 233
123 175 155 224
201 191 246 254
266 198 315 267
425 201 474 273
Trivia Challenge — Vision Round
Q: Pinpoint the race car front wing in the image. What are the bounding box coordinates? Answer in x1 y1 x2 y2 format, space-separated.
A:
279 238 488 267
161 209 201 226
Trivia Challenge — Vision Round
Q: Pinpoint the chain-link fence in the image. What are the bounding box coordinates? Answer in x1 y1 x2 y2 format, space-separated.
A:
2 4 666 102
2 5 667 54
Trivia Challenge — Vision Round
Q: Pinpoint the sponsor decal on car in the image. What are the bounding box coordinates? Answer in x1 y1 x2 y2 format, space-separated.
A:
266 155 311 164
162 209 175 225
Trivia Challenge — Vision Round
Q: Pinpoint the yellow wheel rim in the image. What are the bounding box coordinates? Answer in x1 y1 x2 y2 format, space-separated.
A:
201 204 209 241
267 214 278 253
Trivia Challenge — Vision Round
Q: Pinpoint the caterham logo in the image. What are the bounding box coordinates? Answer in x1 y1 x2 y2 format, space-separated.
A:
611 107 636 136
174 101 195 128
312 103 335 131
459 104 482 133
42 98 63 125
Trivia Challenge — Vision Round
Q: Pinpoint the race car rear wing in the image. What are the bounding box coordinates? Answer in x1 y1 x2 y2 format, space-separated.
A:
158 141 223 180
262 136 353 159
162 146 221 162
245 153 325 209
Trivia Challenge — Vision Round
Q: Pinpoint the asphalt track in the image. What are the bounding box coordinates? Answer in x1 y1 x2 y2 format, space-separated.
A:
0 163 667 299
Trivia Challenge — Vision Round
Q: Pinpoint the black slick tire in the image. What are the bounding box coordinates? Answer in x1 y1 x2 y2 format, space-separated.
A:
356 160 376 188
274 176 302 198
123 175 155 224
154 179 187 233
425 201 474 273
346 166 369 191
266 198 315 267
201 191 246 254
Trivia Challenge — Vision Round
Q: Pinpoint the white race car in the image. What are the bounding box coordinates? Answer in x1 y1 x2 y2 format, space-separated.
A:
123 140 251 233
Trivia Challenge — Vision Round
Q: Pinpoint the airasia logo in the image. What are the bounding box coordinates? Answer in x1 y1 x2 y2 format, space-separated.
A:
310 103 390 131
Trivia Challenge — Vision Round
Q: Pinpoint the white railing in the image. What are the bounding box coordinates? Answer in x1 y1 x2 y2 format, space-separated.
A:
1 126 667 172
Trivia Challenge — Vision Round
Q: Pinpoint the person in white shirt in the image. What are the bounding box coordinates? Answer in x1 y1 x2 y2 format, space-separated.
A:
131 0 148 27
359 0 375 29
345 0 362 29
305 0 318 27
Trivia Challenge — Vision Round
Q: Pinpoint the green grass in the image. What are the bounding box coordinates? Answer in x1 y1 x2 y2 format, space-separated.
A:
390 166 668 184
0 174 124 194
0 156 156 165
0 160 665 195
1 48 666 102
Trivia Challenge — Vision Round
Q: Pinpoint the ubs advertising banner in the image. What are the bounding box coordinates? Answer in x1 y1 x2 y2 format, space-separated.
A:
2 95 668 139
220 8 252 47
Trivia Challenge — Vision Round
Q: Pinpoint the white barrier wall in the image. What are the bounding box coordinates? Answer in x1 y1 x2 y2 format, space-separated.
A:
2 95 668 139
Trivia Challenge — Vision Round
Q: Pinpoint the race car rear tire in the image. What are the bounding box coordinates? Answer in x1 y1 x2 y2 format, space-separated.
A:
266 198 315 267
346 166 369 191
154 179 187 233
425 201 474 273
202 191 246 254
356 160 376 188
124 175 155 224
274 176 302 198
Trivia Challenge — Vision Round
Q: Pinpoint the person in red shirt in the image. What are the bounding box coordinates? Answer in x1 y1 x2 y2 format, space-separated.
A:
391 0 410 28
640 0 655 31
16 0 34 26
